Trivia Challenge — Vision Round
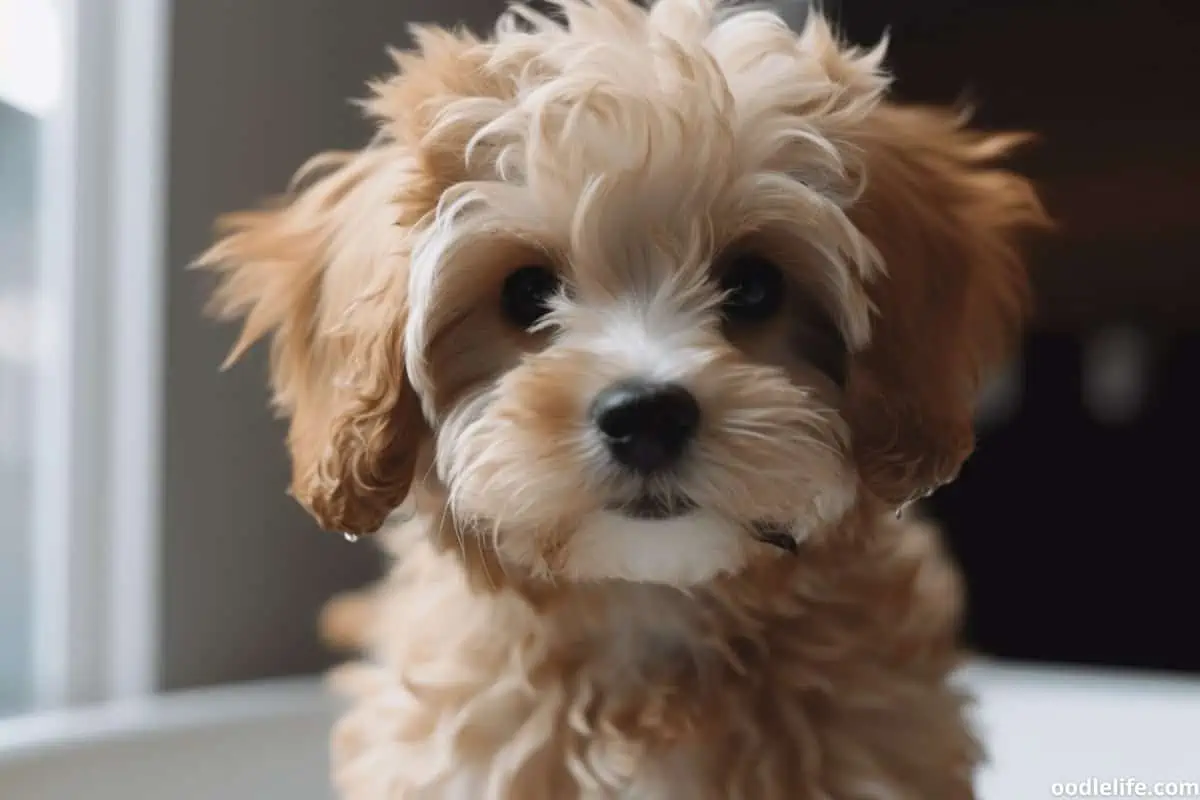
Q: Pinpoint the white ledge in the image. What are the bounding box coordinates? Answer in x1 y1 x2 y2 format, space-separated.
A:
0 662 1196 799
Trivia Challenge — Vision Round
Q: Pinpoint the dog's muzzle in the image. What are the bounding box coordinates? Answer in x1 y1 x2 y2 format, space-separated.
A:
590 379 700 475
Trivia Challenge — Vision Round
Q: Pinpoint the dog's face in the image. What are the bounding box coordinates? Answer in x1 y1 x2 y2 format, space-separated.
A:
204 0 1045 586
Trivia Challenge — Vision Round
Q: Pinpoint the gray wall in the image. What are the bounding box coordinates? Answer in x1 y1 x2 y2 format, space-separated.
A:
164 0 498 690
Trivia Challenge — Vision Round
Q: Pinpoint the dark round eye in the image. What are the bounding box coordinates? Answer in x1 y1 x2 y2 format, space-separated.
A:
719 253 786 324
501 264 561 330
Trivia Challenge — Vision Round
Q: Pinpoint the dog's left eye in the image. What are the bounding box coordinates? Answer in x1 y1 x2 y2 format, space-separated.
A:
719 253 785 324
501 265 561 330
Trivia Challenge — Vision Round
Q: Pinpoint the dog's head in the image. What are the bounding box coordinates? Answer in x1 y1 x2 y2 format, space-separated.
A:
202 0 1046 586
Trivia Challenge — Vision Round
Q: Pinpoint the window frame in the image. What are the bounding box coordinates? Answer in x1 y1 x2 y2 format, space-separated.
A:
30 0 170 709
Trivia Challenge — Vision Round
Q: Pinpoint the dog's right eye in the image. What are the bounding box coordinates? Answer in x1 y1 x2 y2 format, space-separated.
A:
501 265 560 330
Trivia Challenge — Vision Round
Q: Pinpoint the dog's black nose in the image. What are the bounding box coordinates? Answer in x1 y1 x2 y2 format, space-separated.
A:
590 380 700 474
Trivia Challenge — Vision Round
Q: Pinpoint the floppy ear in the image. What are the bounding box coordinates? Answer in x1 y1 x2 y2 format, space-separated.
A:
198 26 518 534
844 104 1049 507
200 147 427 535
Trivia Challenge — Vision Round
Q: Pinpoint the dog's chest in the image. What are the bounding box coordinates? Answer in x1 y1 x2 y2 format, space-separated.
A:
615 746 707 800
451 597 714 797
427 745 705 800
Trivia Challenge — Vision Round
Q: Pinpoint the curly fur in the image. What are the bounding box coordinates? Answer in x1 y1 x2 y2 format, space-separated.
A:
324 509 976 800
200 0 1047 797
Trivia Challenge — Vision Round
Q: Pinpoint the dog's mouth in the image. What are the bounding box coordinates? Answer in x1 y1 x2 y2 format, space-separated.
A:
607 494 697 520
605 497 799 553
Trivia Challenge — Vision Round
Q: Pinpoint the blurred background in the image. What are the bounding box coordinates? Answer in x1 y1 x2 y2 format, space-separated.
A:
1 0 1197 756
836 0 1200 676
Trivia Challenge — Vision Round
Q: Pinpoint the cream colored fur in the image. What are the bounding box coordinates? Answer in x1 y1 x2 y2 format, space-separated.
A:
201 1 1048 796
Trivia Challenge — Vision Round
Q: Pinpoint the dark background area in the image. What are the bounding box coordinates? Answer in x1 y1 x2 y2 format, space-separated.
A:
833 0 1200 673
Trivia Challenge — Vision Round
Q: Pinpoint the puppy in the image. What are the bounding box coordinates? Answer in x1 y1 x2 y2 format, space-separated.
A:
202 1 1047 796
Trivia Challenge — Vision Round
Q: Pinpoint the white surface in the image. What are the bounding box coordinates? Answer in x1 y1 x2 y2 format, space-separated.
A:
0 662 1197 799
0 678 338 800
967 662 1200 798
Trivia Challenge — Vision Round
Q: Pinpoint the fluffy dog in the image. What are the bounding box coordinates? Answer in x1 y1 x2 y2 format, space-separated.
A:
202 0 1046 796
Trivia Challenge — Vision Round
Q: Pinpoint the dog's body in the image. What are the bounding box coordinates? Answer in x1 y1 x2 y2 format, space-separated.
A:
328 507 973 799
202 1 1046 796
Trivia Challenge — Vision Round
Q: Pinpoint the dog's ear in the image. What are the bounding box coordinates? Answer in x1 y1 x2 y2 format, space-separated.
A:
200 148 427 535
844 105 1049 507
199 28 514 534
